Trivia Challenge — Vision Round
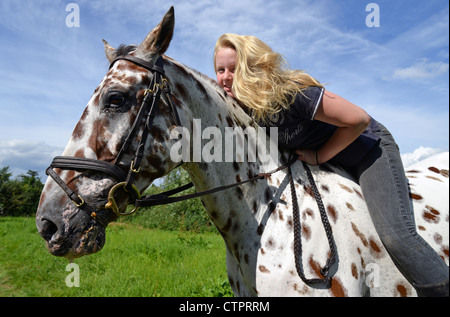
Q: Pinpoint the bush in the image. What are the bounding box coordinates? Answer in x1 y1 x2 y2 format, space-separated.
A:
0 167 44 216
118 168 216 233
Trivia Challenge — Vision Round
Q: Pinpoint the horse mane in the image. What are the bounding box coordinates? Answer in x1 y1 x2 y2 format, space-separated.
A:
114 44 138 57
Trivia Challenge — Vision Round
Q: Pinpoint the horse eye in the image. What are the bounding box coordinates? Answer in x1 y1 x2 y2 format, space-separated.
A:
106 92 126 108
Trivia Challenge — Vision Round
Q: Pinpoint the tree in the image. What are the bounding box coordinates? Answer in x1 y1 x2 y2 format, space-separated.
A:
121 167 214 232
0 167 44 216
160 168 211 232
0 166 13 215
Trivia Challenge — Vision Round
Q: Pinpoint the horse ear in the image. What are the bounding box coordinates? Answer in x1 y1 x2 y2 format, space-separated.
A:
103 39 116 63
135 6 174 59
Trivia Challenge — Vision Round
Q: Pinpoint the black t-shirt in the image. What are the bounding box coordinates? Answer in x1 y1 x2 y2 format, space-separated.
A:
260 87 380 167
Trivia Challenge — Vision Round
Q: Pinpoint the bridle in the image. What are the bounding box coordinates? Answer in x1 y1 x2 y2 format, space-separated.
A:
46 55 181 223
46 54 336 288
47 54 288 223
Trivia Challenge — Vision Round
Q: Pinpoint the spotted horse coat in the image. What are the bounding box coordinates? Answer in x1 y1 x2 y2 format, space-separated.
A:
36 7 449 297
217 149 448 297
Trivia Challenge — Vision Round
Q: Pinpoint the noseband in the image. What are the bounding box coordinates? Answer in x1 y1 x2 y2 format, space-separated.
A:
46 55 181 223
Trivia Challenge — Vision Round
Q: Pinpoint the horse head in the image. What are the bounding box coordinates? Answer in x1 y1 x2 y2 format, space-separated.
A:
36 7 184 258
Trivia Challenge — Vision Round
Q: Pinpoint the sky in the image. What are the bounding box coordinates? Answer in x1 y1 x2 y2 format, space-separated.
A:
0 0 448 180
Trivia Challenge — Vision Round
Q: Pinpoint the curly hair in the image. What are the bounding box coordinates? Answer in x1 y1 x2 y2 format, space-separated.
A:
214 33 323 122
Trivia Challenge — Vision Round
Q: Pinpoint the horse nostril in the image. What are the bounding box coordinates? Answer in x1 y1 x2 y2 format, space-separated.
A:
40 219 58 242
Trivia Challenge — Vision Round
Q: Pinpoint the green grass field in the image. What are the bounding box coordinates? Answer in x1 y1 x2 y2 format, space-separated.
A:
0 217 232 297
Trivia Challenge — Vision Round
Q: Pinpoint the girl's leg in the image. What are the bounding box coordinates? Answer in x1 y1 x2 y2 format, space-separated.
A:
354 123 448 296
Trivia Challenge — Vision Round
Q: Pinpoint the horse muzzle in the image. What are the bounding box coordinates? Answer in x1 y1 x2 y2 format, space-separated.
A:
36 204 106 258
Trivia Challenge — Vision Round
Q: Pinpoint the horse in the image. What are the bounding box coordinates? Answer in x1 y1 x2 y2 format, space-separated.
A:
36 7 449 297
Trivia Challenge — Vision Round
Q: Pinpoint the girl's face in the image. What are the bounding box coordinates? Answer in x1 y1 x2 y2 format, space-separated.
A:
215 47 237 98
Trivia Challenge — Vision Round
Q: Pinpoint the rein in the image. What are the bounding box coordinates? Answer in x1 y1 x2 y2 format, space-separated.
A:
46 54 336 288
135 155 297 208
292 162 336 288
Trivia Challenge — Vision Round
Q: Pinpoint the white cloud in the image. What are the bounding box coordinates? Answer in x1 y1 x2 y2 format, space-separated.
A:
0 140 63 180
387 59 449 81
401 146 445 168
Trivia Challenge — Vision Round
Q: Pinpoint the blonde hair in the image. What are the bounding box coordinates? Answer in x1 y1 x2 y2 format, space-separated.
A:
214 33 323 122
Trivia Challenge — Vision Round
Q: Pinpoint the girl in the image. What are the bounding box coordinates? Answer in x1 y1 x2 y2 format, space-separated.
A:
213 33 448 297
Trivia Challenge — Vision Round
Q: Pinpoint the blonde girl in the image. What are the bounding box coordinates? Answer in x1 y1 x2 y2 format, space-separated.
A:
213 33 449 297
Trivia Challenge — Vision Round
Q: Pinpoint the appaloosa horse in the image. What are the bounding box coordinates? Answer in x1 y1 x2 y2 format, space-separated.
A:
36 7 449 297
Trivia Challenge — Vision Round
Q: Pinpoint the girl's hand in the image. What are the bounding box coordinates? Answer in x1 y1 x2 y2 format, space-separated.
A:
295 149 319 165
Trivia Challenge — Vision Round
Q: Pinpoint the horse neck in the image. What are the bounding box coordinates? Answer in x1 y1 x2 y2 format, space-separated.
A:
165 58 283 183
164 58 286 236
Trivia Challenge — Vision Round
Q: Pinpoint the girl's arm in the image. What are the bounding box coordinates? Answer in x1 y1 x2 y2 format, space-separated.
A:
296 91 371 165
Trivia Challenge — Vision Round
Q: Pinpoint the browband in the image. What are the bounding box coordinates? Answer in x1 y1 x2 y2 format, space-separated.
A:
109 55 165 74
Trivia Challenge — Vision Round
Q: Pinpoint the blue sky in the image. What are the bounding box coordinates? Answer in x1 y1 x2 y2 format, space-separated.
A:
0 0 448 179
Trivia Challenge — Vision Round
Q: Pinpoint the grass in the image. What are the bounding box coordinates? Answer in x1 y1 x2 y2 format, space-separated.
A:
0 217 232 297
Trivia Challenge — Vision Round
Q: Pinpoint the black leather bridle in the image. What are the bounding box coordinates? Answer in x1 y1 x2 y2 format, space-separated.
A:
46 54 294 222
46 55 181 222
46 54 281 223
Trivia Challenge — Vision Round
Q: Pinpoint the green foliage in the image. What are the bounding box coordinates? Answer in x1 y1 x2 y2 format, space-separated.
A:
0 167 43 216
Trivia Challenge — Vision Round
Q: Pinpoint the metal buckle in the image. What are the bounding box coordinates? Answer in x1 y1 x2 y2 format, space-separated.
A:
161 78 168 89
73 195 85 208
143 77 168 97
143 88 153 96
130 160 141 173
143 82 162 97
104 182 141 216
